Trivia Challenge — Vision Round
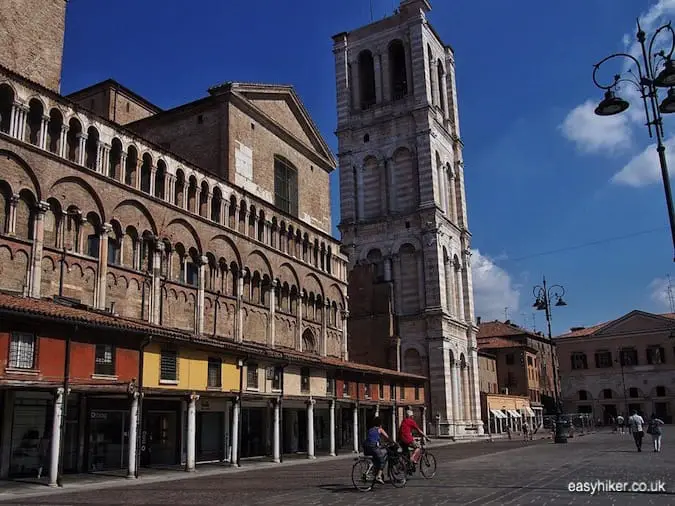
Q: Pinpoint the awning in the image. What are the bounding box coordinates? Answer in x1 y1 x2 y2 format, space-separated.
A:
507 410 521 418
521 407 536 417
490 409 507 419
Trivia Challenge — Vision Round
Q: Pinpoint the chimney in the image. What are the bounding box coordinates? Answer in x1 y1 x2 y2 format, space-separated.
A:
476 316 481 325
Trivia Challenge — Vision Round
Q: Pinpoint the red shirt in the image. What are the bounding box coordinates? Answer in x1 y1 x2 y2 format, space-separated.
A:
399 418 421 445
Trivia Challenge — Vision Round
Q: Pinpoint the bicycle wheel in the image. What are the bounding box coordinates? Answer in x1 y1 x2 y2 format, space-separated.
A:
352 459 374 492
388 457 408 488
419 451 437 479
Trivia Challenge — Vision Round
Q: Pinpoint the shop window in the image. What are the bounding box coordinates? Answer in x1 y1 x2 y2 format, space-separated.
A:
247 363 259 390
505 353 514 365
415 385 420 400
301 367 311 393
160 348 178 382
207 357 222 388
271 366 283 391
8 332 36 369
94 344 115 376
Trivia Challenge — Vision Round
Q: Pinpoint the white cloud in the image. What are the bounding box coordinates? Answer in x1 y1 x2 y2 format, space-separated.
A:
649 276 673 310
560 100 632 154
611 136 675 186
470 249 520 321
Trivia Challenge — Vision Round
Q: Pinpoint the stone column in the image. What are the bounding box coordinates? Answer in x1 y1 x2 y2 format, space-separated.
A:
462 364 471 421
196 256 207 334
452 364 462 426
186 393 199 471
272 398 281 463
296 292 303 351
9 102 19 138
441 70 450 121
416 250 426 309
166 174 175 204
102 144 111 176
48 387 65 487
321 301 328 357
391 406 397 441
231 397 240 467
7 194 19 236
59 124 69 158
77 216 87 255
127 391 140 478
383 256 392 282
205 192 213 219
352 404 359 453
119 153 127 183
151 241 165 325
39 115 49 150
236 272 244 342
28 201 49 298
269 279 277 347
77 134 87 166
307 399 316 459
373 51 383 104
329 400 336 456
392 254 402 314
421 406 427 434
455 265 465 321
149 166 157 197
341 309 349 361
97 223 112 310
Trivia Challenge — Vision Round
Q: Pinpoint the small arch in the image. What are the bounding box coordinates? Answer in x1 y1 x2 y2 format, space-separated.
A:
388 39 408 100
199 180 209 217
155 159 166 199
175 169 186 208
66 117 83 163
125 145 138 186
0 83 15 134
187 176 198 213
302 328 317 354
358 50 376 110
27 98 45 146
211 186 223 223
85 126 100 170
140 153 153 193
437 59 446 112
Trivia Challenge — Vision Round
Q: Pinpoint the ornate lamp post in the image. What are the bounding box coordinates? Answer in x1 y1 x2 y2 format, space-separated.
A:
532 277 568 444
592 20 675 262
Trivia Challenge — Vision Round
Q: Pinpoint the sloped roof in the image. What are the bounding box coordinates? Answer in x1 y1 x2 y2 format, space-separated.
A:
557 310 675 339
0 293 424 381
477 320 538 339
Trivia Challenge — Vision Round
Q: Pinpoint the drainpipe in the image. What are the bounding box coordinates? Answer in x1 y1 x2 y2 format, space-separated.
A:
279 361 289 463
135 335 152 478
237 356 247 467
56 324 75 487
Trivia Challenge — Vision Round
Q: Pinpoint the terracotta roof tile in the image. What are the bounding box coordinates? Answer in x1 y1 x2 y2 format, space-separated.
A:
0 293 423 381
477 320 536 339
556 311 675 339
477 337 526 350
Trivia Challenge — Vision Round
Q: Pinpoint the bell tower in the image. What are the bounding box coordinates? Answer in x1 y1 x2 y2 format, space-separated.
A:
0 0 68 92
333 0 483 435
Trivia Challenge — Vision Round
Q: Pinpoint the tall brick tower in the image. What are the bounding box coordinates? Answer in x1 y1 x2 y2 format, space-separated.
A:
333 0 483 436
0 0 68 92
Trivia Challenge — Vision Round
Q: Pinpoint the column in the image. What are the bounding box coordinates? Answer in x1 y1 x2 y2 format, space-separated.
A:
77 134 87 166
149 166 157 197
351 57 361 110
97 223 112 310
223 400 231 462
48 387 64 487
59 124 69 158
102 144 111 176
77 217 87 255
269 279 277 347
197 256 207 334
392 255 402 314
373 51 383 104
383 256 392 282
7 194 19 236
452 364 462 425
272 398 281 463
352 404 359 453
462 364 471 421
151 241 165 325
456 266 465 321
236 273 244 342
127 391 140 478
441 71 450 121
186 393 199 471
391 406 397 441
28 201 49 297
119 153 127 183
167 174 175 203
135 160 143 190
182 183 189 210
9 102 19 138
321 301 328 357
231 397 240 467
416 251 426 309
341 309 349 360
329 400 336 456
307 399 316 459
356 167 365 220
39 115 49 150
421 407 427 434
296 292 303 351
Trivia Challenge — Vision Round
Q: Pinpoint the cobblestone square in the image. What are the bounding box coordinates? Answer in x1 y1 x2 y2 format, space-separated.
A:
1 432 672 505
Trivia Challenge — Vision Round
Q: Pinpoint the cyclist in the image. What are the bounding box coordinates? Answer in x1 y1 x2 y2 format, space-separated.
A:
398 409 429 469
363 416 390 484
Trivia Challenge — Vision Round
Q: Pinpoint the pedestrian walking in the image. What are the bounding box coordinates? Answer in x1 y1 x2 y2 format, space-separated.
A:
647 414 664 452
522 421 529 441
36 434 49 479
616 414 624 434
628 410 645 452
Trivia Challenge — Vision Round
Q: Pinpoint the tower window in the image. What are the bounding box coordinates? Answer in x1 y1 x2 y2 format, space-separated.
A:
358 50 376 110
389 40 408 100
363 133 370 143
274 155 298 216
197 114 204 124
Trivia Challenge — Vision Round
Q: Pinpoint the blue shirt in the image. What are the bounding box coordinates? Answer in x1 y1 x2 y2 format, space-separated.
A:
366 427 380 446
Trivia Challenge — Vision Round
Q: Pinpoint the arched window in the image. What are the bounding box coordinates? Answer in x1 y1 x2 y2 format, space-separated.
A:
274 155 298 216
302 329 317 354
0 84 14 134
85 126 99 170
437 59 446 112
389 40 408 100
358 50 376 110
47 109 64 155
27 99 44 146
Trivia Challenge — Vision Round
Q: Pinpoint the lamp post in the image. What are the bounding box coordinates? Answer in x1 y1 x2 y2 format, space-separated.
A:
532 277 568 444
615 349 629 417
591 19 675 262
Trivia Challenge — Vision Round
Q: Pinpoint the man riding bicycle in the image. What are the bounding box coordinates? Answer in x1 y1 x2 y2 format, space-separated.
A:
398 409 429 467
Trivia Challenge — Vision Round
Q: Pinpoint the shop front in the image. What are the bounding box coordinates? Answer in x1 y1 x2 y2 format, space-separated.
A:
196 397 227 463
240 404 268 459
141 399 181 467
87 398 130 472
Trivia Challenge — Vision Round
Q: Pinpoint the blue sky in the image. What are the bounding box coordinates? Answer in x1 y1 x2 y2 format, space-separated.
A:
61 0 675 335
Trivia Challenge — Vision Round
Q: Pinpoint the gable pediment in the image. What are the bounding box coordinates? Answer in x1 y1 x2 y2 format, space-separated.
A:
231 86 336 170
593 311 674 337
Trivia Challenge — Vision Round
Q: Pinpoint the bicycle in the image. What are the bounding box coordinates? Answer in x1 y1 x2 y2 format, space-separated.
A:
402 437 437 479
351 441 408 492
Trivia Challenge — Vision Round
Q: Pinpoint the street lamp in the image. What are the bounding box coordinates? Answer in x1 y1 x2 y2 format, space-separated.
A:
532 277 568 444
592 19 675 262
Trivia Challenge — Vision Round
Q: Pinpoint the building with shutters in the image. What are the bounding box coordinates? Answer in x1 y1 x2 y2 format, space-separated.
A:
0 0 426 483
